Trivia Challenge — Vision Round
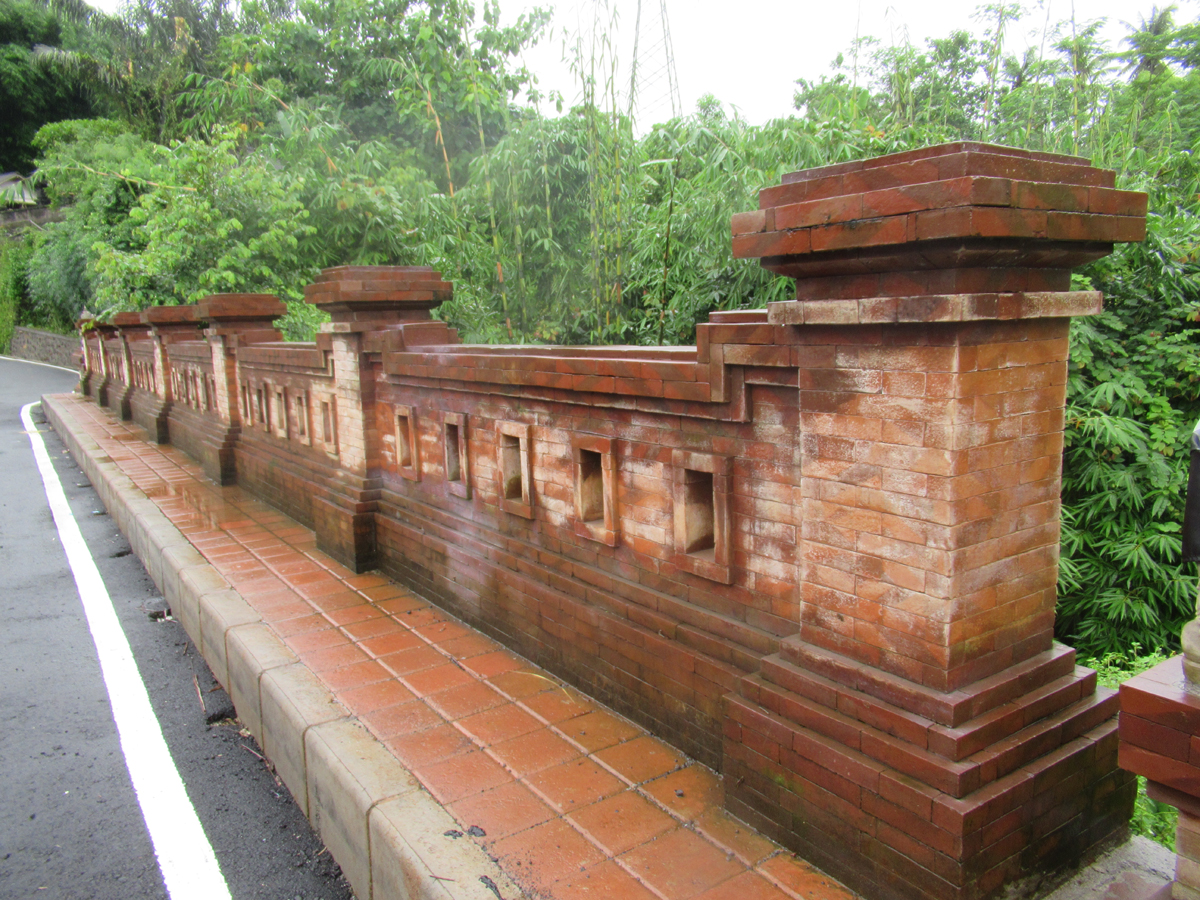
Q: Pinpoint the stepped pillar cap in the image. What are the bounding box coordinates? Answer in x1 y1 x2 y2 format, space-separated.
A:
140 304 204 341
195 293 286 321
733 141 1148 307
305 265 453 329
112 311 152 338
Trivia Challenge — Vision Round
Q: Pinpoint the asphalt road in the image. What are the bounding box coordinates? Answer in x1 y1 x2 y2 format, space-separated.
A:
0 357 355 900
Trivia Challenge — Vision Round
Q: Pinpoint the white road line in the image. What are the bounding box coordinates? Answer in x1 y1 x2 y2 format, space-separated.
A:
0 354 78 373
20 401 232 900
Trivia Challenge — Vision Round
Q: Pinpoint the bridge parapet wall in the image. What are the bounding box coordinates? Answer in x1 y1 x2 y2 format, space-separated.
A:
77 141 1150 900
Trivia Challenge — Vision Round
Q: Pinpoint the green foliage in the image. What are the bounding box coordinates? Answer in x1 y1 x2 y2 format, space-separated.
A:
89 133 316 311
28 117 318 335
1057 178 1200 656
0 239 31 352
1085 644 1172 688
26 119 149 326
1131 777 1178 851
0 0 94 172
186 0 549 190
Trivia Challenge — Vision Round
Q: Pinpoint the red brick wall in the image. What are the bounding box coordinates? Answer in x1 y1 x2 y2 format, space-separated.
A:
81 143 1151 900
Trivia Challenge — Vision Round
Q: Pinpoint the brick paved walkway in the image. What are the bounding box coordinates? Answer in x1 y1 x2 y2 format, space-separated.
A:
52 392 858 900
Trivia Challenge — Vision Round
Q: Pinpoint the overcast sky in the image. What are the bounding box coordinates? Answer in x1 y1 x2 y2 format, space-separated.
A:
518 0 1195 125
85 0 1195 126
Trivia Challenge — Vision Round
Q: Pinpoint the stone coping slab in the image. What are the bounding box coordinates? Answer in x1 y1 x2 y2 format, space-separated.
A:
42 391 858 900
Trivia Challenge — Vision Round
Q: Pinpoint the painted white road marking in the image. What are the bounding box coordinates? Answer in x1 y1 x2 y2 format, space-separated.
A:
20 401 232 900
0 354 78 373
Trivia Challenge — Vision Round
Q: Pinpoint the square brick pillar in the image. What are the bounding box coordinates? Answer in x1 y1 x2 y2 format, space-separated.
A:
303 266 453 572
726 143 1148 900
137 305 203 443
85 320 118 406
192 293 286 484
109 312 151 420
76 311 96 396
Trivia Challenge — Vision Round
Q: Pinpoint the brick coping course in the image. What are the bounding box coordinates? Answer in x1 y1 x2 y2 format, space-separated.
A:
44 390 858 900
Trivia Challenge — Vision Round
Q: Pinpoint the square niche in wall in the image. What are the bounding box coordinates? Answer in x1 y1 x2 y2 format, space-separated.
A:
256 383 269 432
572 434 617 546
443 412 470 499
294 390 311 446
496 421 533 519
394 404 420 481
272 386 289 440
671 449 733 584
313 390 339 459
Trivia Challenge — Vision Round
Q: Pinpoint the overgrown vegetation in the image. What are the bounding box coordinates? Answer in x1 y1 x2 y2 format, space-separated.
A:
2 0 1199 681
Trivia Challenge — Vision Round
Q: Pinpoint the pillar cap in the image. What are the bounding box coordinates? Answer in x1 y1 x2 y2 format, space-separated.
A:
111 311 153 338
195 293 287 322
142 305 201 325
733 142 1148 303
304 266 452 326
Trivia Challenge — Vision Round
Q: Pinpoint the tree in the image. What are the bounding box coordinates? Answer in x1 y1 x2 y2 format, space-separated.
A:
0 0 93 172
194 0 550 190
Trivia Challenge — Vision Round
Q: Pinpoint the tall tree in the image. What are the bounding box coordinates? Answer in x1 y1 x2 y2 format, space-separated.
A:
0 0 93 173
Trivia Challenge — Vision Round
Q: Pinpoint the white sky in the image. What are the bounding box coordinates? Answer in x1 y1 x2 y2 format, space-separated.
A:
85 0 1193 126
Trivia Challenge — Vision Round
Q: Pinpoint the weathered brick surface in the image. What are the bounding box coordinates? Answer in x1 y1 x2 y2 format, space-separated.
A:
1120 656 1200 795
75 143 1151 900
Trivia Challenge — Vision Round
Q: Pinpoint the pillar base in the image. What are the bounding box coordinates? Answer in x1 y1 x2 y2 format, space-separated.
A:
130 388 171 444
725 639 1133 900
314 483 378 573
109 381 133 421
167 403 239 485
88 375 109 407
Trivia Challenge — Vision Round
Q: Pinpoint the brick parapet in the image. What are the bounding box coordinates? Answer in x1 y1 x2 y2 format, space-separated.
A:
74 146 1151 900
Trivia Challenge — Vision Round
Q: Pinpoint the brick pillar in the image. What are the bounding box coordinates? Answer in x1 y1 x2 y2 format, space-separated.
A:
90 321 118 407
194 293 286 484
304 266 453 572
76 311 95 396
727 143 1148 900
109 312 151 420
138 305 203 443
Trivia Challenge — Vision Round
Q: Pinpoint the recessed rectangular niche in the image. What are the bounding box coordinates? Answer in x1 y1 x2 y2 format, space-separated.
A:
394 405 419 481
496 421 532 518
314 392 338 458
443 412 470 499
256 385 268 431
683 470 715 553
672 449 732 584
294 391 311 445
573 434 617 546
241 382 252 424
273 387 289 439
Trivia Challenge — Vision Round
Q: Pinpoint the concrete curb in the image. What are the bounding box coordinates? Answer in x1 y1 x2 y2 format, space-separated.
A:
42 394 525 900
